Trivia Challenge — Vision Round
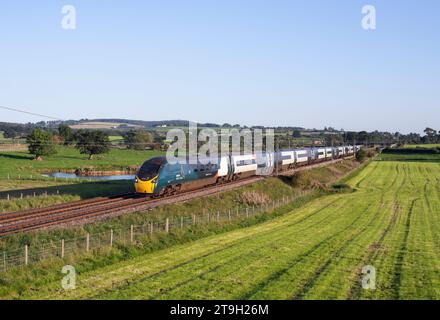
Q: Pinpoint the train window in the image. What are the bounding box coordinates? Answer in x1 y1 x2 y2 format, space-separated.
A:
237 159 256 166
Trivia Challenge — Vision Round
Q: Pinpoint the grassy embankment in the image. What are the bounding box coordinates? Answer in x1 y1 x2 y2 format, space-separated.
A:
0 147 162 212
1 152 438 300
0 159 363 298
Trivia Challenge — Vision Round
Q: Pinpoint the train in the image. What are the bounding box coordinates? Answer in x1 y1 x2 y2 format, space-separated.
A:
134 145 361 196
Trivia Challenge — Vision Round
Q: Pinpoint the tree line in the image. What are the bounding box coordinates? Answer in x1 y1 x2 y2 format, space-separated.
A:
4 123 440 161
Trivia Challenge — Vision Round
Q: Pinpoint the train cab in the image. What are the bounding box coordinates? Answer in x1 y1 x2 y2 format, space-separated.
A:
135 157 166 194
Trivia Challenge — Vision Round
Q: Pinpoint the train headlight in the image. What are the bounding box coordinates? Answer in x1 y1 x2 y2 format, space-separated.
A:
135 177 138 183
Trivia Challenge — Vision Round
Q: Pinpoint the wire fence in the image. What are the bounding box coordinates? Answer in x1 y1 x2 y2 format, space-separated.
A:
0 193 305 273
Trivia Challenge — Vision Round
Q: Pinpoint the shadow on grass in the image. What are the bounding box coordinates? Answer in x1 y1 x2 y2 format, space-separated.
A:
0 153 33 161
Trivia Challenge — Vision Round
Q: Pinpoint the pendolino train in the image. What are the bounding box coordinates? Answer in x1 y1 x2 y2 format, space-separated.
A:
134 145 361 196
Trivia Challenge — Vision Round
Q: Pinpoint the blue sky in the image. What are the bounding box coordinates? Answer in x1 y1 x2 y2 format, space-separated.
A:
0 0 439 133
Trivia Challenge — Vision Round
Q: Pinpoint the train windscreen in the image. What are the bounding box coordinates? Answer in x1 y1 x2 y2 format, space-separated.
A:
138 158 164 181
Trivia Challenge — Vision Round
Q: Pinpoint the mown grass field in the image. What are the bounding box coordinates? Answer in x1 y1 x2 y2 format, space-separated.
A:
8 159 438 300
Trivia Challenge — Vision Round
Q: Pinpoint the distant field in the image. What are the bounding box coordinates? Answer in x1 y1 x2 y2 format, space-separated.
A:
108 135 124 142
378 149 440 162
404 144 440 149
378 153 440 162
19 160 439 300
70 122 141 130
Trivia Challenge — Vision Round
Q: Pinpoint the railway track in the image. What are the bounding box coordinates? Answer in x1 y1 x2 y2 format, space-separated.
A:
0 176 264 237
0 157 352 237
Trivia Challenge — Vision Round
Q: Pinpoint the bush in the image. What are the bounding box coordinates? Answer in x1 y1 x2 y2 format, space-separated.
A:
355 149 367 162
289 171 312 189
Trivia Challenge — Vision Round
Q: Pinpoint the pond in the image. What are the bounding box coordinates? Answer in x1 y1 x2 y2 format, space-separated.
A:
42 172 135 181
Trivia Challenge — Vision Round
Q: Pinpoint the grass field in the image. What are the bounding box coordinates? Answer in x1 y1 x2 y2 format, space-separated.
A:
404 144 440 149
377 152 440 162
0 146 162 211
0 146 161 178
7 159 438 300
0 146 161 190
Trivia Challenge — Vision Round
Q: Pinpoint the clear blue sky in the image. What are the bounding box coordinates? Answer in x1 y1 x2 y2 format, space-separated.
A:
1 0 439 133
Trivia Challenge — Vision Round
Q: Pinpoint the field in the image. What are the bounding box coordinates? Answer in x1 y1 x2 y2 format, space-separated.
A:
6 158 438 300
404 144 440 149
0 146 162 212
0 146 161 187
69 122 141 129
0 146 161 178
377 150 440 162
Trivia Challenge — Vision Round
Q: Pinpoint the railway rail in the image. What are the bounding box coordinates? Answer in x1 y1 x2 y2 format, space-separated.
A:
0 176 264 237
0 157 351 237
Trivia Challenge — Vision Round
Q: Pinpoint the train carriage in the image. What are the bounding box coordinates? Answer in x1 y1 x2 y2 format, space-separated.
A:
135 145 361 196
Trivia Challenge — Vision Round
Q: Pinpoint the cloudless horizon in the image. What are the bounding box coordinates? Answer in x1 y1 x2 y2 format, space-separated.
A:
1 0 439 134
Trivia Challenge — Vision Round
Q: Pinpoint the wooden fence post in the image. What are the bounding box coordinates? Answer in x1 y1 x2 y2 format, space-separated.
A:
86 233 90 252
7 194 9 201
24 245 28 266
130 225 134 243
165 218 169 233
61 240 65 259
110 229 113 247
246 207 249 218
3 252 6 271
192 214 196 225
150 222 154 236
217 212 220 222
180 217 183 229
228 210 231 221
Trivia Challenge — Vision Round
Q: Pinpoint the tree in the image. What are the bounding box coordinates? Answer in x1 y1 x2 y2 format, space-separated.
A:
123 129 153 150
75 130 110 160
292 130 302 138
58 124 74 145
26 129 57 160
423 128 437 143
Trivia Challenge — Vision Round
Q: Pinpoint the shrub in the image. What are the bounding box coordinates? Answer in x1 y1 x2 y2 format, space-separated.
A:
355 148 367 162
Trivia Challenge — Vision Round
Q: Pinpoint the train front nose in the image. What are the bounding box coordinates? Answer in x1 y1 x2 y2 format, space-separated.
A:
135 176 157 194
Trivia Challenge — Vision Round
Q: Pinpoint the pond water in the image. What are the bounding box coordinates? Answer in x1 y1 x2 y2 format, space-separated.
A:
42 172 135 181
